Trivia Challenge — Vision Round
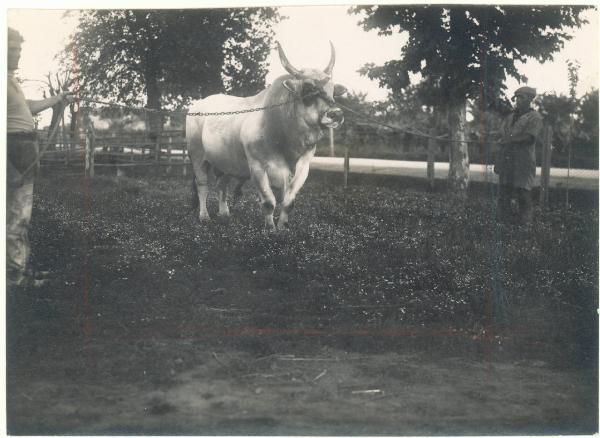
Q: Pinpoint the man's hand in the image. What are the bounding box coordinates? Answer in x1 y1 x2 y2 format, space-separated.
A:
28 92 76 115
56 91 76 105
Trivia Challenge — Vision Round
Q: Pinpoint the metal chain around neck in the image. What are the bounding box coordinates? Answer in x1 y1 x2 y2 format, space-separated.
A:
186 97 296 117
77 94 303 117
77 88 328 117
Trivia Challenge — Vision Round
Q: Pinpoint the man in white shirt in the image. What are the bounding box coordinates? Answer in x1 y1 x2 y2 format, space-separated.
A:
7 27 73 289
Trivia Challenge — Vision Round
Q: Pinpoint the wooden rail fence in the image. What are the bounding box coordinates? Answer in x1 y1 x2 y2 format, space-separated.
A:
38 128 189 177
40 125 571 207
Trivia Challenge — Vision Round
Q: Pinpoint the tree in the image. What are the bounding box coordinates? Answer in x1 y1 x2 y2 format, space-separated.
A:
536 93 576 153
352 5 591 193
575 89 599 158
557 88 599 167
335 91 378 146
65 9 281 135
337 88 434 155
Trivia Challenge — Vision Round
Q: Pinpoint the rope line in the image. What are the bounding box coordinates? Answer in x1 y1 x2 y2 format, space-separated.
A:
337 102 483 145
76 95 486 144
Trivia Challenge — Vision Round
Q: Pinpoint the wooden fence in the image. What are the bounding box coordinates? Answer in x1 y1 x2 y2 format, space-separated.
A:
41 124 560 208
38 128 189 178
329 123 557 207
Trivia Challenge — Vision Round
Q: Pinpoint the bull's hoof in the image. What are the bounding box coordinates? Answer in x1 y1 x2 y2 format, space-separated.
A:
276 221 290 231
217 210 231 218
263 223 277 232
198 214 211 221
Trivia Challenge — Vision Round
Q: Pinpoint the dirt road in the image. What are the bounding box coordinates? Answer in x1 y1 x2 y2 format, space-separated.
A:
311 157 599 190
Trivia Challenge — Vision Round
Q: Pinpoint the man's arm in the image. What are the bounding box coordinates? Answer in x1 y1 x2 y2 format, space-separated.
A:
502 133 535 146
502 112 543 147
27 92 74 115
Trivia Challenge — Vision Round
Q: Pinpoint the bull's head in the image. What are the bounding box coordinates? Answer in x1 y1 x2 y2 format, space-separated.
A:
278 42 346 129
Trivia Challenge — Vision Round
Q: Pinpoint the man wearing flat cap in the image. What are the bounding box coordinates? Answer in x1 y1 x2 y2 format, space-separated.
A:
7 27 74 289
495 86 543 225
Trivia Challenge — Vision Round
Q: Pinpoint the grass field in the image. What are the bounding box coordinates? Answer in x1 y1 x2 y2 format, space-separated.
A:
6 168 598 434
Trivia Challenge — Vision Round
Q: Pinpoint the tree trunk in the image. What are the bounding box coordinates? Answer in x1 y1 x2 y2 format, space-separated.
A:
427 135 437 192
145 64 163 140
143 16 163 140
47 96 61 150
447 100 470 195
69 105 78 137
539 124 553 208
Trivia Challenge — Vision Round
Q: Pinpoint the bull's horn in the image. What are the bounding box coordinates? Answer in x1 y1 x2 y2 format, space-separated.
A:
277 42 303 77
323 41 336 76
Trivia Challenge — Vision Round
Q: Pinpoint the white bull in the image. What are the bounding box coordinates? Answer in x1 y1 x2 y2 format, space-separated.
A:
186 42 346 230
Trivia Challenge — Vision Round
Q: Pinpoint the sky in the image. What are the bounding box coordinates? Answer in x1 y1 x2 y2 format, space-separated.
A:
5 3 599 126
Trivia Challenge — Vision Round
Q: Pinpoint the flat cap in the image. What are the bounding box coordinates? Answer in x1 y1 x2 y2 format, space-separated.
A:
514 86 536 97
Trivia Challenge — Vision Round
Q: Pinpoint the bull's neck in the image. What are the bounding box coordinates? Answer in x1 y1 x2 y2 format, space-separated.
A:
279 121 322 163
264 82 324 165
290 119 323 148
284 103 325 149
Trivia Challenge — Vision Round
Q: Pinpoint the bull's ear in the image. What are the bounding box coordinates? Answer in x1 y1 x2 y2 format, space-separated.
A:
333 84 347 97
282 79 297 93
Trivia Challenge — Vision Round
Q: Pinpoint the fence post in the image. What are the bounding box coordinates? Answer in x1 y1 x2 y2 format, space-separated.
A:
539 124 553 208
62 127 69 166
565 132 572 209
182 142 187 176
85 130 90 177
329 127 335 157
167 135 173 174
427 135 436 191
343 145 350 189
155 135 160 162
91 132 95 178
85 128 95 179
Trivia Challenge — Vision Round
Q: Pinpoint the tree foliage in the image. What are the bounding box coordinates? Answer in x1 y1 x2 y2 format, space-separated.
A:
353 5 590 107
536 93 577 126
571 89 599 165
335 91 384 148
335 88 451 159
65 9 281 112
351 5 591 190
575 89 599 147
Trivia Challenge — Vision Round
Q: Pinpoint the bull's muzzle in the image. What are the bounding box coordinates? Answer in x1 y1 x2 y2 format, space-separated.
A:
320 107 344 129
